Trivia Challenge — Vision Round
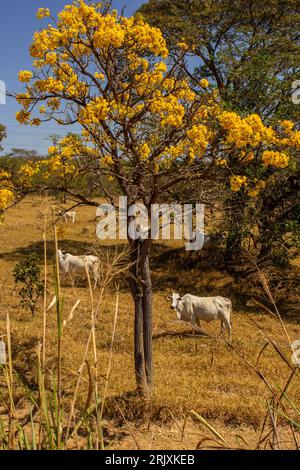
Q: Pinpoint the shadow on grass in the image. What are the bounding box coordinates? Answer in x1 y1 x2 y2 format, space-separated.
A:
153 328 209 340
105 389 185 424
0 240 89 262
0 239 128 262
150 243 234 294
0 237 253 312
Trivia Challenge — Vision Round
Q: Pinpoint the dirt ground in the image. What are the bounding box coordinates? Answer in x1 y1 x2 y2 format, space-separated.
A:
0 196 299 449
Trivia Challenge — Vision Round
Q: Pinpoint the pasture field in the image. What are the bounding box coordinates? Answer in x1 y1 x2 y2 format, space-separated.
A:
0 196 299 449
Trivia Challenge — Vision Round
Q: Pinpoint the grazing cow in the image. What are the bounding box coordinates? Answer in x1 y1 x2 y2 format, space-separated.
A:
58 249 100 288
136 222 150 241
167 292 232 340
59 211 76 224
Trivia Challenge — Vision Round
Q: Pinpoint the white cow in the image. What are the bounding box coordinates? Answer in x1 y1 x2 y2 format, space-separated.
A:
167 292 232 340
58 249 100 288
60 211 76 224
136 222 150 240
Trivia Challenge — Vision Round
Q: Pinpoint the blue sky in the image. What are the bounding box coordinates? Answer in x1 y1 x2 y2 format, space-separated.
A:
0 0 145 155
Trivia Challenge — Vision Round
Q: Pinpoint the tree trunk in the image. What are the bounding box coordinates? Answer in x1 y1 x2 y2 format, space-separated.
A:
224 193 245 270
140 239 153 389
128 238 153 395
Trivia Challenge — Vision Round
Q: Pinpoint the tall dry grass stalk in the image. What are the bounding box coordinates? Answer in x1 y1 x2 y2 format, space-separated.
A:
0 209 130 450
192 257 300 450
64 245 130 449
42 214 47 370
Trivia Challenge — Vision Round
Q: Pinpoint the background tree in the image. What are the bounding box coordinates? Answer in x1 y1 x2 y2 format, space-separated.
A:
0 124 6 153
139 0 300 267
139 0 300 120
11 1 300 394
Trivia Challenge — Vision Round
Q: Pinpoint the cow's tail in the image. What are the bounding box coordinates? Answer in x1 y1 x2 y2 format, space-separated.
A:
229 300 233 325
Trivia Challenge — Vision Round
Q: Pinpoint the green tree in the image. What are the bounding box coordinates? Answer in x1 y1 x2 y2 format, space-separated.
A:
140 0 300 267
139 0 300 120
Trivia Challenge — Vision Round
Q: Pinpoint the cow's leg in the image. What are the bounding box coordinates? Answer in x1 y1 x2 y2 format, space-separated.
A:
195 318 202 334
191 313 198 335
93 271 98 289
223 317 232 342
69 273 75 288
220 320 225 335
60 271 66 286
93 266 99 289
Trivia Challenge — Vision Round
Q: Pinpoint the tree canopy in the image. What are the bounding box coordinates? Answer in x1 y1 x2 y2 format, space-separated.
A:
139 0 300 267
139 0 300 121
3 0 300 392
13 2 300 207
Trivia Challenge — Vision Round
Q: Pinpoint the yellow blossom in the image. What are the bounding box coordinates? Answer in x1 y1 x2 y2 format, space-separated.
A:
216 158 227 167
219 111 276 148
247 180 266 197
37 8 51 20
95 72 105 80
262 151 289 169
154 62 167 73
0 189 14 210
78 97 109 125
281 120 294 134
177 42 189 51
230 175 248 192
200 78 209 88
18 71 33 83
16 110 31 124
139 143 151 160
187 125 210 156
102 155 114 165
48 146 57 155
30 118 41 126
45 52 57 65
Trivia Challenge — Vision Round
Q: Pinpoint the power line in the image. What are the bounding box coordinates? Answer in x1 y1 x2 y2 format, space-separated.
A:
6 124 68 129
3 143 50 147
2 131 75 136
2 143 48 147
3 124 78 132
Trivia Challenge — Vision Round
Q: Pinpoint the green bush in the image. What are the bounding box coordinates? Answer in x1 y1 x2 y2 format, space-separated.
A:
13 252 44 315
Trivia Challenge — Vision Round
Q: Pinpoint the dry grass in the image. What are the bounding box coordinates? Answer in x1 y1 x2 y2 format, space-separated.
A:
0 196 299 449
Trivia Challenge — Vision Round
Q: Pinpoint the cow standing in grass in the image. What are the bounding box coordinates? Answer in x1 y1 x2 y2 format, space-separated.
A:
58 249 100 288
168 292 232 340
58 211 77 224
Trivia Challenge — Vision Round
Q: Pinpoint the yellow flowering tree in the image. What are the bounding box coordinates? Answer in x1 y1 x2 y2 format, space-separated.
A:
0 126 15 212
214 113 299 265
14 1 300 394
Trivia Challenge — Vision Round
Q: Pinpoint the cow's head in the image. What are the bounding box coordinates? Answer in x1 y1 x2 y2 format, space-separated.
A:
167 292 182 310
57 249 66 260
